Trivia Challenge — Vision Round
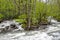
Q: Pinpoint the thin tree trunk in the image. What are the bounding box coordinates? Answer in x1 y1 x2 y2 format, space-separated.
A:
13 0 21 17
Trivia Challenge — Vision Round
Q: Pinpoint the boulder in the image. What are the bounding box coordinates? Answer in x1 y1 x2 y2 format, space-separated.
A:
0 20 24 33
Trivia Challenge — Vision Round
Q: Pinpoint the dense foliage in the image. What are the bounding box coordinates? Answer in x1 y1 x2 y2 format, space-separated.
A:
0 0 60 29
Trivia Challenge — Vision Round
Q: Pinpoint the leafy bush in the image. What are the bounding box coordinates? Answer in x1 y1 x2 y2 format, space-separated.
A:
0 14 4 19
0 14 4 22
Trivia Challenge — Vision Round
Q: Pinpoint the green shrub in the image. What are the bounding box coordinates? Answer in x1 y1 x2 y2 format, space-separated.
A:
0 14 4 22
15 19 27 28
0 14 4 19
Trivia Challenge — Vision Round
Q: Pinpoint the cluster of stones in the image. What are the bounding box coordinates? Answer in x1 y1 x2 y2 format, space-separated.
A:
0 20 24 33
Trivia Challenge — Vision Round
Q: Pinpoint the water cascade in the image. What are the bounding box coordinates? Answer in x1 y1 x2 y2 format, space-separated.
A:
0 19 60 40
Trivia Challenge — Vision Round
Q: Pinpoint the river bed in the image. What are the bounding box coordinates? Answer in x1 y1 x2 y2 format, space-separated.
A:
0 27 60 40
0 19 60 40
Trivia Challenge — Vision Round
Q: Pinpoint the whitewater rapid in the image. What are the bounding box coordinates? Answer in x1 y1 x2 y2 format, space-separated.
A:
0 30 53 40
0 25 60 40
0 19 60 40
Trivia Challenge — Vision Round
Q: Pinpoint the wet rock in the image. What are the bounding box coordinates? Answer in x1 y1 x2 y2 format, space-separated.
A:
40 25 48 29
0 20 24 33
10 24 17 29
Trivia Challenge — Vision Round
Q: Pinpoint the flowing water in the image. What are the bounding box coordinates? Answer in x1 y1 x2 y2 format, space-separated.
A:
0 19 60 40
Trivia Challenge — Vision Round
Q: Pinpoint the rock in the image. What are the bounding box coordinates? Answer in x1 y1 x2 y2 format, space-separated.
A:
0 20 24 33
10 24 17 29
39 25 48 30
